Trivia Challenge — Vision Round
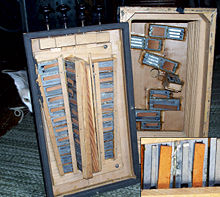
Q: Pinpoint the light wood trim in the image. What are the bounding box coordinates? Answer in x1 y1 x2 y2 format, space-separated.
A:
141 138 201 144
75 60 93 179
86 60 100 173
120 7 217 23
141 187 220 196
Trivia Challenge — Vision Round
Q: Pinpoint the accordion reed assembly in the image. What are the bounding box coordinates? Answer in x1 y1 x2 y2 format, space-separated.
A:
23 23 139 196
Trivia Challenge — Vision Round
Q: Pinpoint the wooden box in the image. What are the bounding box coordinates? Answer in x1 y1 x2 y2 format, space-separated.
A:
140 138 220 196
23 23 139 196
120 7 217 138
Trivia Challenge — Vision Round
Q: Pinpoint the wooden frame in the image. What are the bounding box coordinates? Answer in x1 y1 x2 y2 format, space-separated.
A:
141 138 220 196
120 7 217 138
23 23 139 197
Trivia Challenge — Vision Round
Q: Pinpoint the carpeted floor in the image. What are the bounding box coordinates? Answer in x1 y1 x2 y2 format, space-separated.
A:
0 59 219 197
0 114 140 197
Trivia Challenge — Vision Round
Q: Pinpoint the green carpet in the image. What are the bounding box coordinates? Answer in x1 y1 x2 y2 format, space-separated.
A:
0 114 45 197
0 114 140 197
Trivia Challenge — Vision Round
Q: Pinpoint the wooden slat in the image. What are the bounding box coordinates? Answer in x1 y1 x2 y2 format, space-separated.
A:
141 187 220 197
192 143 205 187
75 60 93 179
86 58 100 173
158 145 172 189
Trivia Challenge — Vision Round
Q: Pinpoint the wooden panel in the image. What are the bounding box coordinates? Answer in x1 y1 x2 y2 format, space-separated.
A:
158 145 172 189
162 111 184 130
192 143 205 187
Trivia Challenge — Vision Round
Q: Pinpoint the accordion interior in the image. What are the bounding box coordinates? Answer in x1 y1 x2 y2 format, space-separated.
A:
30 29 135 196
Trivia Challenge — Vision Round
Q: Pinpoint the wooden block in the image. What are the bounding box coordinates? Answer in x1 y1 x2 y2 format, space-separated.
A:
55 35 76 47
158 145 172 189
192 143 205 187
39 37 56 49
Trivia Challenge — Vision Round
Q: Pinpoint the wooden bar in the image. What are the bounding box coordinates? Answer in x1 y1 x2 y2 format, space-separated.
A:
192 143 205 187
76 60 93 179
141 187 220 197
86 62 100 173
158 145 172 189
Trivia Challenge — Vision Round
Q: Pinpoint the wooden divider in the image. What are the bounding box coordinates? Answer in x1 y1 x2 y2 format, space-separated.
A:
192 143 205 187
158 145 172 189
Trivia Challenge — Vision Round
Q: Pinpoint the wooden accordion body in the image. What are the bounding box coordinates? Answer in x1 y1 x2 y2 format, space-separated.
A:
23 23 139 196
